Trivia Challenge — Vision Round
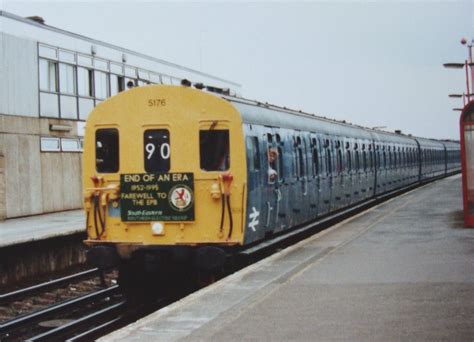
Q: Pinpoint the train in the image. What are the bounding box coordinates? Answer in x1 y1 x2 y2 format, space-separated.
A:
83 84 460 287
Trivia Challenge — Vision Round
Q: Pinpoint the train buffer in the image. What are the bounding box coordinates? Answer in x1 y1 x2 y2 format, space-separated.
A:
101 174 474 341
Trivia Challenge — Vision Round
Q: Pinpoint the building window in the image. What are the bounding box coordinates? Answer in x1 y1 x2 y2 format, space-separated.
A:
94 71 108 99
79 98 94 120
60 95 78 119
162 76 172 85
59 50 75 63
61 138 82 152
39 45 57 59
39 59 58 92
77 54 93 67
138 69 150 80
78 67 93 97
40 137 60 152
40 93 59 117
94 58 108 71
125 66 136 78
110 74 125 96
59 63 76 94
110 62 123 75
150 73 162 84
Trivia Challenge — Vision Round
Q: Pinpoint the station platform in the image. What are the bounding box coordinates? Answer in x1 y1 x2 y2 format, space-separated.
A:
103 174 474 341
0 209 85 247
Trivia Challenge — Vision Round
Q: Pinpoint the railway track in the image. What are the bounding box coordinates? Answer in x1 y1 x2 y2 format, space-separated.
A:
0 268 100 306
0 286 121 340
0 268 177 341
0 268 122 340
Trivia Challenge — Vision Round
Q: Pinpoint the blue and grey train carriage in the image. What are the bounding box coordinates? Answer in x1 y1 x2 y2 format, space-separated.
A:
83 85 460 283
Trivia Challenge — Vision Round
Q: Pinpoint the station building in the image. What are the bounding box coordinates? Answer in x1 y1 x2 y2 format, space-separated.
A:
0 11 241 220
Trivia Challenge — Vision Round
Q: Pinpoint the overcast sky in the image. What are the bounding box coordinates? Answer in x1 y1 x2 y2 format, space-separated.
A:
2 0 473 140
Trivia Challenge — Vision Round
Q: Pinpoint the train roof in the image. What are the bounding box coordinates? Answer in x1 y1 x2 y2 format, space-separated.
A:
215 91 459 149
220 94 418 146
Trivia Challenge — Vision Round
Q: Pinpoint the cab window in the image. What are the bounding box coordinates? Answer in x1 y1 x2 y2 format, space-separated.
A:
96 128 119 173
200 130 230 171
144 129 170 172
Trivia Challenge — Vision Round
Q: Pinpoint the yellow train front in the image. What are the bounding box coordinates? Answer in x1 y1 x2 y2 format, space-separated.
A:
83 85 247 285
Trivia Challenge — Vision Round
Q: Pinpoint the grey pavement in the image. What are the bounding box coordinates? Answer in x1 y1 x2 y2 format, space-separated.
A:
0 209 85 247
102 174 474 341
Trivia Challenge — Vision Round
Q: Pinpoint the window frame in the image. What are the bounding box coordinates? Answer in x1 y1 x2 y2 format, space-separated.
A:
144 129 171 173
199 129 230 172
95 128 120 173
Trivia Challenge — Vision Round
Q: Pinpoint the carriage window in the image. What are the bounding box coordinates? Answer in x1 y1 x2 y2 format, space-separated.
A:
326 149 332 176
277 146 284 181
96 129 119 173
246 136 260 171
346 150 352 172
337 150 343 174
355 151 360 171
275 134 284 182
298 146 305 178
312 148 319 177
292 142 298 178
144 129 170 172
200 130 230 171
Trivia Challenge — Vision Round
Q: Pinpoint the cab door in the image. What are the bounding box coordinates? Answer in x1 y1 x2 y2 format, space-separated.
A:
293 134 308 224
319 136 332 215
243 124 266 243
273 130 287 231
308 134 320 217
344 142 353 206
263 130 281 236
333 142 344 210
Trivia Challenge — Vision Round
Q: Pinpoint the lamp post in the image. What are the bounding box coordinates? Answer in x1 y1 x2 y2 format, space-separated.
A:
444 37 474 107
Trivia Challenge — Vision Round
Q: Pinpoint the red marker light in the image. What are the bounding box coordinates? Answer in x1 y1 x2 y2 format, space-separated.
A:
91 175 99 186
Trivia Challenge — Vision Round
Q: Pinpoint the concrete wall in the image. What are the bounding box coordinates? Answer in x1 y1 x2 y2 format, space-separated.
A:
0 155 5 220
0 233 87 286
0 115 83 218
0 33 83 219
41 153 82 213
0 33 39 117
